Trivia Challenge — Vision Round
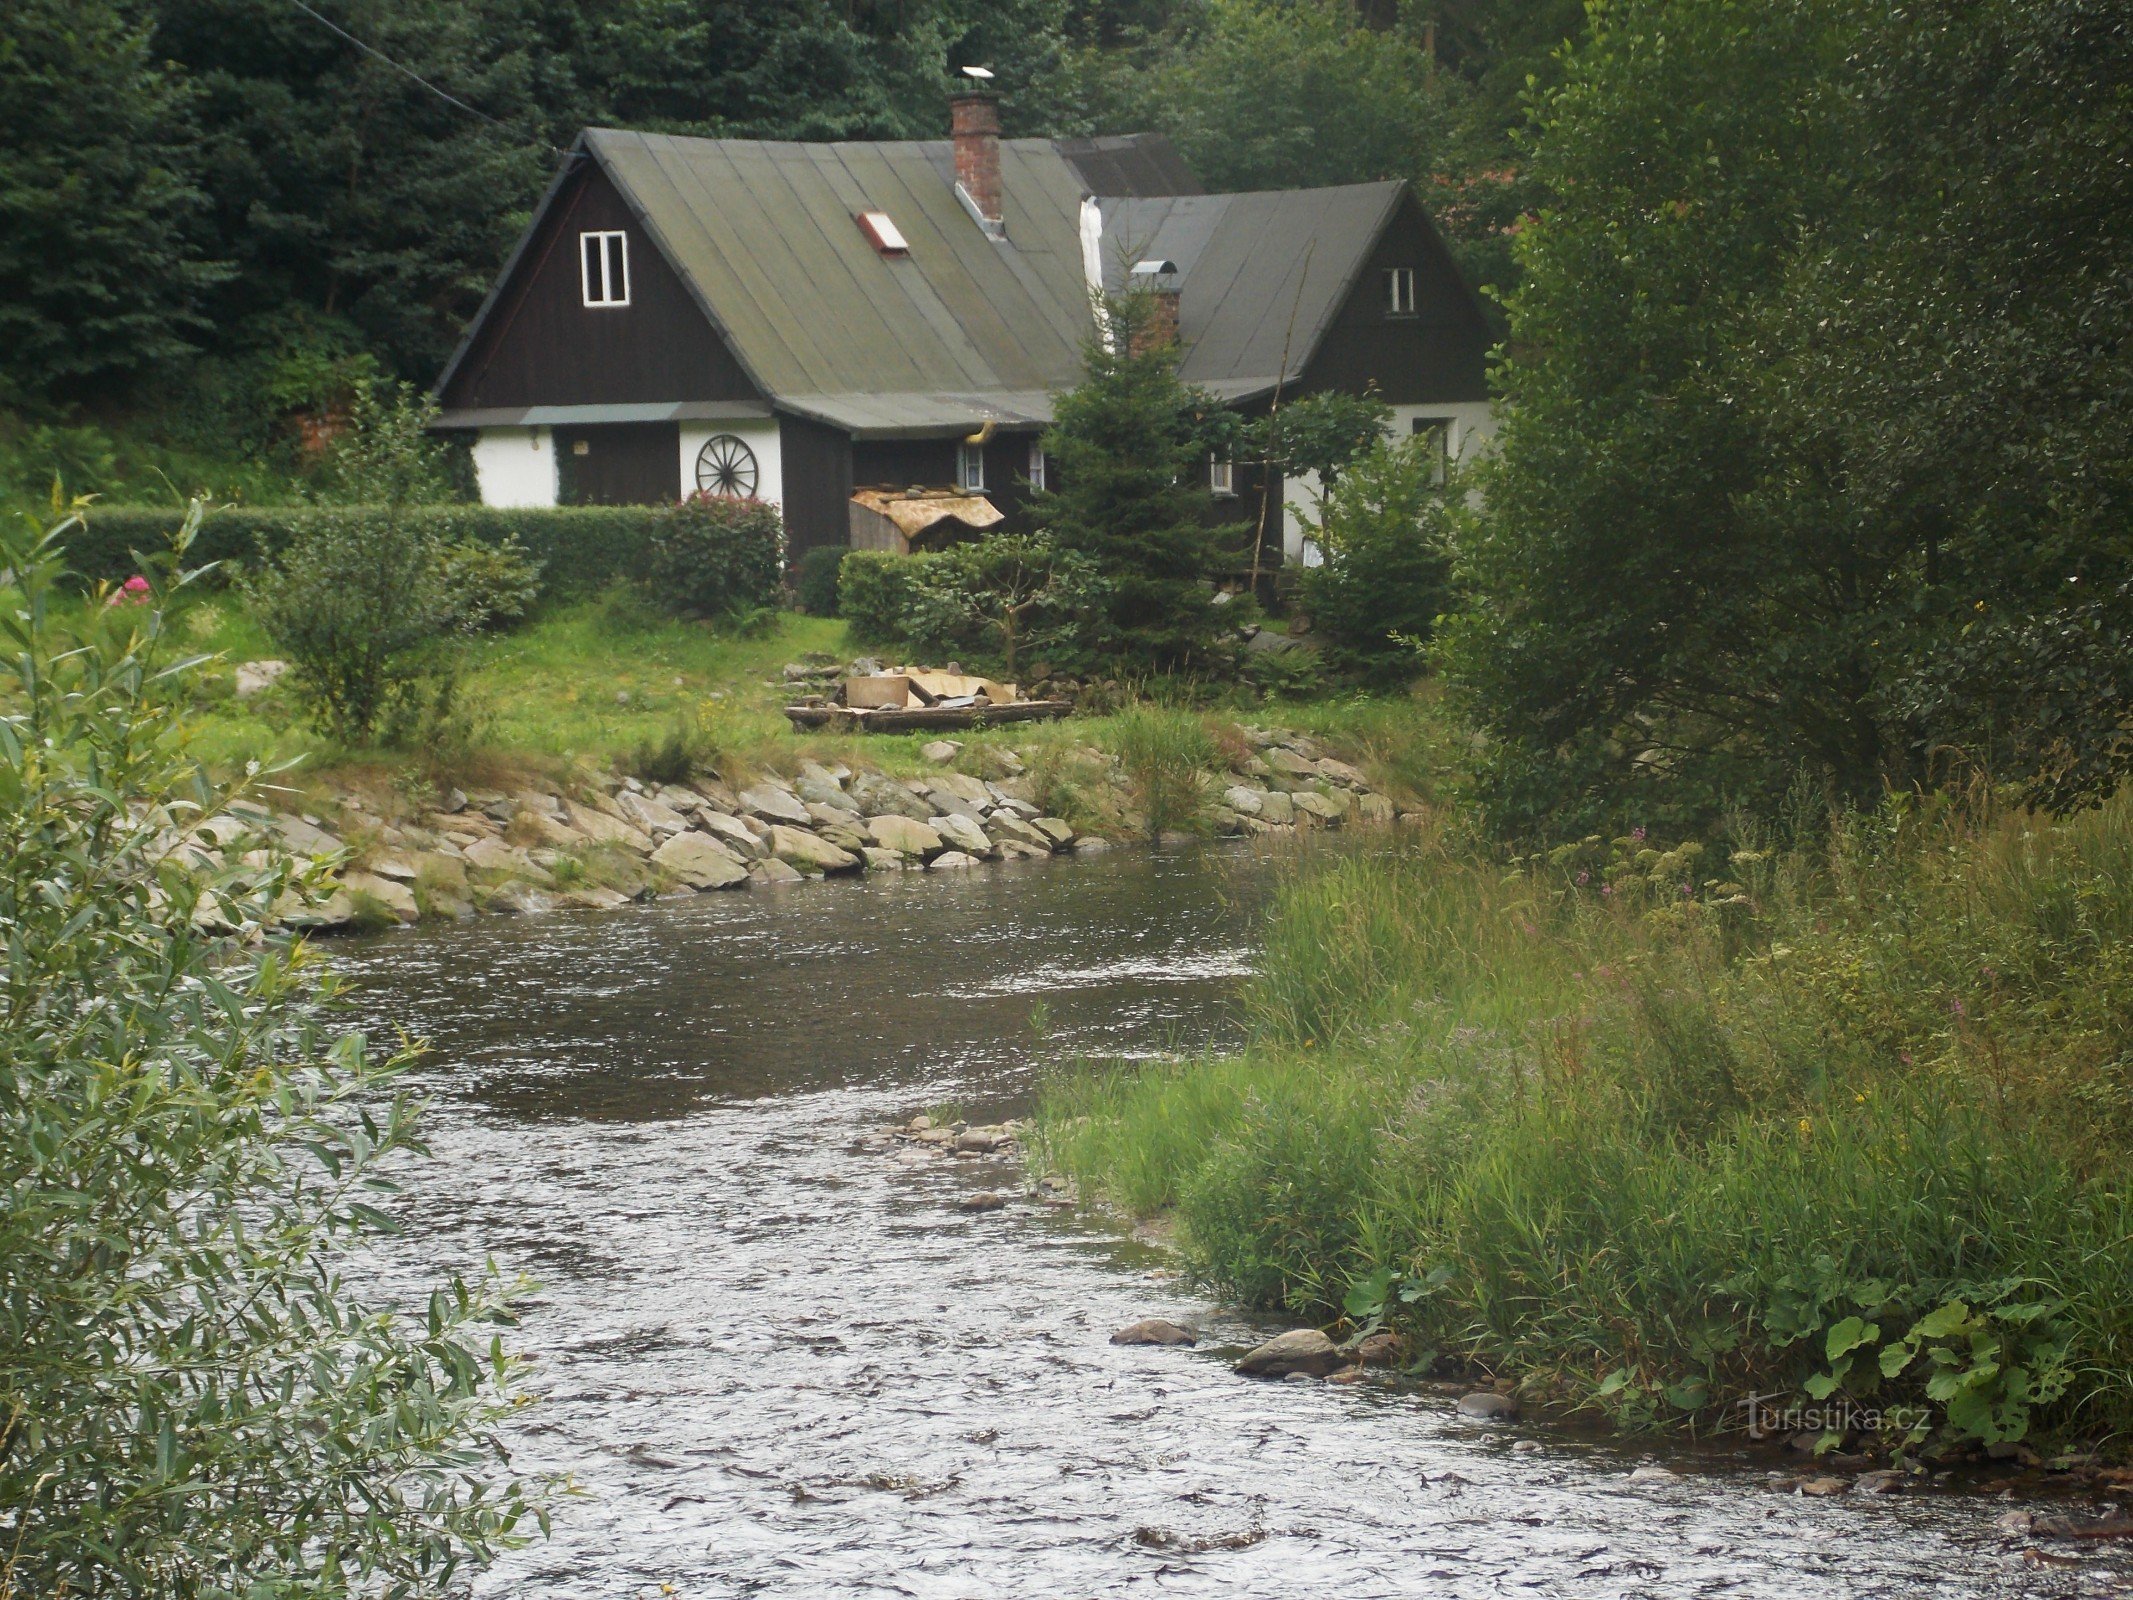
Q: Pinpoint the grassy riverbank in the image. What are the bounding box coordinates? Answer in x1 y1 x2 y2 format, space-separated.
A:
112 585 1449 824
1039 791 2133 1456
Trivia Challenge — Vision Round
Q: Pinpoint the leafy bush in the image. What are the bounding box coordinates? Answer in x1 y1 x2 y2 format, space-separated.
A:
794 542 847 616
836 538 1114 673
1 502 536 1593
1297 438 1454 685
247 507 459 742
838 548 939 647
437 533 542 630
644 493 784 621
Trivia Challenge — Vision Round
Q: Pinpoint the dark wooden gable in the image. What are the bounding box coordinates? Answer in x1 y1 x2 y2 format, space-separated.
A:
1299 190 1492 406
439 158 761 412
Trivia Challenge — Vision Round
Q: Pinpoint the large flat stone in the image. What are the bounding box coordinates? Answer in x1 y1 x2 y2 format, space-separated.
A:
866 814 944 858
929 813 994 857
564 799 653 852
342 870 417 922
1292 789 1350 824
1262 747 1320 779
463 836 556 885
1235 1328 1341 1378
796 775 858 812
696 811 767 858
853 773 933 820
618 791 693 838
650 831 749 889
769 825 860 874
1258 791 1296 826
739 784 813 826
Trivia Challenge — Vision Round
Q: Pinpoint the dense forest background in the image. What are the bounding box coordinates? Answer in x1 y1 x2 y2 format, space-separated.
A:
0 0 1569 487
5 0 2127 827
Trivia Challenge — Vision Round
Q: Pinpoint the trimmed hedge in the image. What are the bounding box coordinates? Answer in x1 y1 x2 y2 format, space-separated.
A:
644 494 784 619
66 504 676 600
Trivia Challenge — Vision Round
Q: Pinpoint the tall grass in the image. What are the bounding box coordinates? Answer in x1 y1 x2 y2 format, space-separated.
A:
1038 789 2133 1449
1104 706 1219 837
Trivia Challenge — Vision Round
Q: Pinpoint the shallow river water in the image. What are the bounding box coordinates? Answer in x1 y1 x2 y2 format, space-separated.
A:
342 845 2105 1599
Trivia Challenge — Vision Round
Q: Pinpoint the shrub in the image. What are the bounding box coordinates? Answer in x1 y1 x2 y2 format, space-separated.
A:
644 493 784 621
794 543 847 616
1297 438 1454 685
1 502 536 1593
67 504 672 599
838 548 940 648
437 533 542 629
246 506 459 742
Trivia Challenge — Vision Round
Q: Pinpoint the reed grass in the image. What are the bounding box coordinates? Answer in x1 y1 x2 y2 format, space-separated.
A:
1038 788 2133 1449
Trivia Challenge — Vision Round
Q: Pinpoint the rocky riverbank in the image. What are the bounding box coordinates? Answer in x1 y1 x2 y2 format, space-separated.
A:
190 724 1411 932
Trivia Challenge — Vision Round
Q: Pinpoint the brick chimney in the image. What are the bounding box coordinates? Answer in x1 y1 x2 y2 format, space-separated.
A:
950 91 1003 231
1128 259 1181 355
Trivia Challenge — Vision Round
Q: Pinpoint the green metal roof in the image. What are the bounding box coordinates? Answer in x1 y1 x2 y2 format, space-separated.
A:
1096 184 1406 393
585 129 1097 432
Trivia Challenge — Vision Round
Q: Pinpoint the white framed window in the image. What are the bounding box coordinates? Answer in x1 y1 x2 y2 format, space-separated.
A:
580 230 630 307
1412 416 1451 484
957 439 987 492
1209 454 1235 497
1026 438 1047 492
1386 265 1417 316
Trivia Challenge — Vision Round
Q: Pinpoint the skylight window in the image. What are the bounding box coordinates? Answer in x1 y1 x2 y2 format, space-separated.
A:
856 211 909 255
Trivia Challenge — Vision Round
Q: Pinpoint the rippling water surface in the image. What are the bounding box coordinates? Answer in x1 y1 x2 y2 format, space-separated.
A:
340 846 2091 1598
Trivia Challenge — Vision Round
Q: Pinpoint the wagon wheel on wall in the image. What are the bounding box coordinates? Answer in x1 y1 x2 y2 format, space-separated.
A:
694 434 759 498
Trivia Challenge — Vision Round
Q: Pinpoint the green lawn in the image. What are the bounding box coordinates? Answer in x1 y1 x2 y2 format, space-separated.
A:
140 591 1449 817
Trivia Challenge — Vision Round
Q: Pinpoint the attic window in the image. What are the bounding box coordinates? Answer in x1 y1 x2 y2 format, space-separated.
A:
856 211 909 256
957 440 987 491
1209 455 1235 497
1386 266 1418 317
581 231 629 307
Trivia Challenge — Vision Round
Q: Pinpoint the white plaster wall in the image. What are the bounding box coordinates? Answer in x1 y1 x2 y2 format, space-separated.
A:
1282 401 1499 564
679 419 783 510
472 427 558 508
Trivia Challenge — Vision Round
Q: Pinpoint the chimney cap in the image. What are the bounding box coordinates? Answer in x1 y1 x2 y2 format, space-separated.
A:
958 64 995 81
1130 258 1181 289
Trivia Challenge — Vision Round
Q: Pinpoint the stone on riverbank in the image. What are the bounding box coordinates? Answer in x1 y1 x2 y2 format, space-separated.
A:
866 815 943 858
928 850 981 870
1455 1391 1520 1422
1235 1329 1342 1378
930 813 993 856
768 825 860 875
651 832 750 889
749 857 804 885
1111 1319 1198 1347
921 740 962 764
739 784 813 827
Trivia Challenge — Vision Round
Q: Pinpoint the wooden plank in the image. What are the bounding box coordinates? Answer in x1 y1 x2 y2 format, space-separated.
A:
783 700 1072 733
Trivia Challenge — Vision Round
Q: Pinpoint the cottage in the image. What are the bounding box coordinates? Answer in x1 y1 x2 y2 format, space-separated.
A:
432 92 1494 566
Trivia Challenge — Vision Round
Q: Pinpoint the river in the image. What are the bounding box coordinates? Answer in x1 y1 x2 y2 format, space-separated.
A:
341 844 2097 1598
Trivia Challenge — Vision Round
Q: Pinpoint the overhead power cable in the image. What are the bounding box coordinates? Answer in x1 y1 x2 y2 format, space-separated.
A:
285 0 571 156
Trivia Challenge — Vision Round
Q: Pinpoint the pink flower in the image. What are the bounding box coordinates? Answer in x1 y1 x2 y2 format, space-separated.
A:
105 576 151 608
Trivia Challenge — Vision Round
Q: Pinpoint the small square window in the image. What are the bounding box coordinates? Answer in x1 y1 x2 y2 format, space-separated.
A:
1386 266 1417 316
1412 416 1451 484
1026 439 1047 492
957 440 987 492
580 231 630 307
1209 454 1235 497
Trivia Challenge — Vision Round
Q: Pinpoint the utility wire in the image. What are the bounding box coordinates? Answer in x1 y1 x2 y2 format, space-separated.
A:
286 0 571 156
